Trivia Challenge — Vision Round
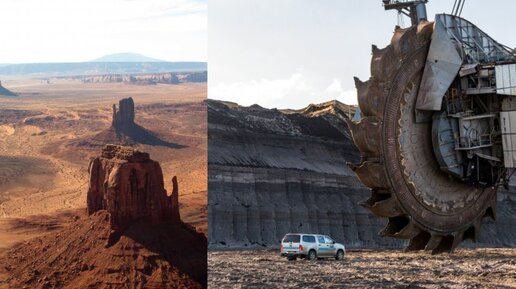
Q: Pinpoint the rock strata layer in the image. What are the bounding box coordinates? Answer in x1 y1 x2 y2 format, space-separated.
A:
208 99 516 249
76 71 207 84
208 100 403 249
87 144 180 231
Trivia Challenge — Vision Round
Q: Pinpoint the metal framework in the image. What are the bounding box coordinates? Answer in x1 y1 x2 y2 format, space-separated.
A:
382 0 428 25
436 14 514 64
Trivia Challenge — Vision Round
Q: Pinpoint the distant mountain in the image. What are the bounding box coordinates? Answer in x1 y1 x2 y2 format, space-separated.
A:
91 53 164 62
0 62 207 77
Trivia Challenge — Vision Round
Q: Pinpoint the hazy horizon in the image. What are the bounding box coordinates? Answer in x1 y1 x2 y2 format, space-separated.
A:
209 0 516 109
0 0 207 64
0 52 208 65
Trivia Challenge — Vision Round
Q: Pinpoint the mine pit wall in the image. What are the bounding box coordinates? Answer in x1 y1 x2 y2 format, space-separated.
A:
208 165 404 249
209 164 516 249
208 117 406 250
471 189 516 247
207 100 516 250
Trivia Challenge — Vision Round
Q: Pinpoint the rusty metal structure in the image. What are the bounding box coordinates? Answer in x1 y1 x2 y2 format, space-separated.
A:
347 0 516 253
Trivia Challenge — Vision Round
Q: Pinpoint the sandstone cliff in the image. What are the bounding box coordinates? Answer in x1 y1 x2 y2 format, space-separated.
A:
208 99 516 250
87 145 180 231
0 145 206 288
73 71 207 85
87 97 183 148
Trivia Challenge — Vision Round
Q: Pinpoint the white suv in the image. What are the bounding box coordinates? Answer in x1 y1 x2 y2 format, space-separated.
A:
280 233 346 261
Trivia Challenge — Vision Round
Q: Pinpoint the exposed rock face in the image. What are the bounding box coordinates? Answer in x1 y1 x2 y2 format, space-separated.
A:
75 72 206 85
0 145 207 289
208 99 403 249
208 99 516 249
86 98 183 148
0 210 207 289
87 144 180 231
0 80 17 97
112 97 135 127
472 187 516 247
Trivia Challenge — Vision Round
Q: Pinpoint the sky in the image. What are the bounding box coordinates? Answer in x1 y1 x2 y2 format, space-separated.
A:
0 0 207 63
209 0 516 109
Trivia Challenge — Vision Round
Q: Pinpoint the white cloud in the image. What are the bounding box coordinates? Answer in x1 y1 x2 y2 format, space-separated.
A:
0 0 207 63
210 73 357 109
209 0 516 109
324 79 358 105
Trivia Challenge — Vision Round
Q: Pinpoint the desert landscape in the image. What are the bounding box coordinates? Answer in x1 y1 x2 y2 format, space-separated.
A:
0 78 207 287
208 248 516 289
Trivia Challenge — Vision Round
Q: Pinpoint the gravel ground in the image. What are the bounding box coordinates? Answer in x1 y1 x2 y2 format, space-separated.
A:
208 248 516 289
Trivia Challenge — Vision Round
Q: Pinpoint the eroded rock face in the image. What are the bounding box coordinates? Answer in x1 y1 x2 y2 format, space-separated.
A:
77 72 208 85
84 97 182 148
208 99 402 249
208 99 516 249
87 144 180 230
112 97 135 127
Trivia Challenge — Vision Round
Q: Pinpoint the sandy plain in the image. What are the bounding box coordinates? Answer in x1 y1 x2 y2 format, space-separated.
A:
0 79 207 254
208 249 516 289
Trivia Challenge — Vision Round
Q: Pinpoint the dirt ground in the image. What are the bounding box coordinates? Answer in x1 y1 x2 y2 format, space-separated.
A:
208 248 516 289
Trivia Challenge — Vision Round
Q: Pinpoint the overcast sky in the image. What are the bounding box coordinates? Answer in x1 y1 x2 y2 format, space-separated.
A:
0 0 207 63
209 0 516 109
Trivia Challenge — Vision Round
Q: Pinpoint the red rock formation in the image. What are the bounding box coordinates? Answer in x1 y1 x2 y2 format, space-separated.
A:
87 144 180 231
112 97 135 127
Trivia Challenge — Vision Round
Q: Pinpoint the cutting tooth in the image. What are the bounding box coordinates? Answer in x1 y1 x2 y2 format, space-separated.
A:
352 161 389 189
362 196 402 218
463 219 482 242
391 26 418 59
417 21 434 42
354 77 385 118
449 231 465 253
405 231 431 252
346 117 381 157
354 77 373 117
379 216 409 237
360 190 390 207
393 219 421 239
431 235 456 254
425 235 443 252
370 44 397 82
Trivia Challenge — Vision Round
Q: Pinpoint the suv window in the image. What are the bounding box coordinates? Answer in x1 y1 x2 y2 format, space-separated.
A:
302 235 316 243
317 236 325 243
324 236 334 244
283 234 300 243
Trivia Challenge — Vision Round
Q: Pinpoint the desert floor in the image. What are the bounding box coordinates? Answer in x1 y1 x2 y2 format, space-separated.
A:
208 248 516 289
0 79 207 254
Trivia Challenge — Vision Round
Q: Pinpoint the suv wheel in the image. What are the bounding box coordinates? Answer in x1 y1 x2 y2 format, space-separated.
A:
308 250 316 261
335 250 344 261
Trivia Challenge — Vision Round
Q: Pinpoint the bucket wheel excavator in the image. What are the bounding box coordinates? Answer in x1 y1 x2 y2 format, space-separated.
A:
347 0 516 253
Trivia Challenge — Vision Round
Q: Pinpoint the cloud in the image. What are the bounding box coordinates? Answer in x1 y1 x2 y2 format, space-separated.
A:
0 0 207 63
324 79 358 105
210 73 358 109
